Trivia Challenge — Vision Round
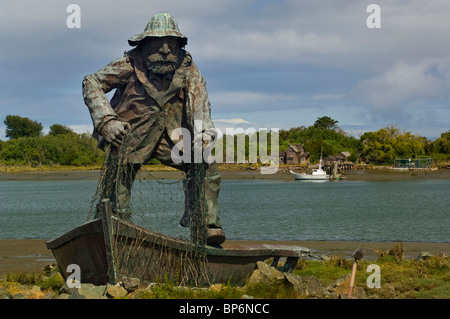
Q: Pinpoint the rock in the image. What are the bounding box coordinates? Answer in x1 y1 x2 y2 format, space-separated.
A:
246 261 285 287
11 293 26 299
59 282 77 295
338 287 366 299
121 277 141 292
246 261 329 299
128 288 153 299
40 291 58 299
59 282 108 299
68 293 86 299
300 275 329 298
328 274 366 299
16 285 44 299
106 284 128 299
284 273 304 296
416 252 433 261
0 288 11 299
328 274 351 295
350 287 366 299
31 285 42 295
77 283 108 299
58 293 70 299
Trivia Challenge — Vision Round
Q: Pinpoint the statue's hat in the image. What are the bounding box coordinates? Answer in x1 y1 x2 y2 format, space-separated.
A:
128 12 187 47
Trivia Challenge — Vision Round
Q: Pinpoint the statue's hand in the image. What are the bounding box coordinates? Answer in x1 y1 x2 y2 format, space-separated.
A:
193 133 212 149
193 128 216 149
100 120 130 148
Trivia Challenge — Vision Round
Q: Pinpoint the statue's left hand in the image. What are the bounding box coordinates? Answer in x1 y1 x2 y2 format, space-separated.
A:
100 120 131 148
193 132 212 149
193 128 216 149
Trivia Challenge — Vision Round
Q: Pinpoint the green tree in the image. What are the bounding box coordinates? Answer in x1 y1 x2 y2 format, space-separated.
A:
0 133 104 166
314 116 339 130
4 115 43 139
393 131 425 158
360 127 398 164
49 124 74 136
360 126 429 164
431 131 450 154
428 130 450 162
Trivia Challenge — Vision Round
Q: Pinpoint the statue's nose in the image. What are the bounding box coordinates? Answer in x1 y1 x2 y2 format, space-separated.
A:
159 42 171 54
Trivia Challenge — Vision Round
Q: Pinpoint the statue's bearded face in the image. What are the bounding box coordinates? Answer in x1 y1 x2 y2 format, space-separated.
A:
141 37 180 75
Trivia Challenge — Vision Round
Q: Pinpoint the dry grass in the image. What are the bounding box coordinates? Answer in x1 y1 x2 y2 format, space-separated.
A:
0 164 102 173
376 242 405 261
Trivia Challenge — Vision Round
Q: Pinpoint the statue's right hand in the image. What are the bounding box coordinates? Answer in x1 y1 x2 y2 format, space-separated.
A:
100 120 130 148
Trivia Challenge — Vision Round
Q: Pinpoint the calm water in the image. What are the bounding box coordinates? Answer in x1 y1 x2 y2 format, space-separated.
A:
0 179 449 242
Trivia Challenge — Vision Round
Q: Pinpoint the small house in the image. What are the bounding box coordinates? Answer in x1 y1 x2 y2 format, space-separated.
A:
323 152 352 166
279 144 310 165
335 152 351 162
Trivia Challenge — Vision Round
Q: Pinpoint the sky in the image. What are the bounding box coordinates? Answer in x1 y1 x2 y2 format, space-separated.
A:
1 0 449 141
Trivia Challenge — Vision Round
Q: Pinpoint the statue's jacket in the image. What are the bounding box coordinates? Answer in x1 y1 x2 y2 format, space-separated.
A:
82 48 215 164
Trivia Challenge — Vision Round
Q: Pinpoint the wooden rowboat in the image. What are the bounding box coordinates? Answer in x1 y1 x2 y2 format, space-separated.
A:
46 199 310 286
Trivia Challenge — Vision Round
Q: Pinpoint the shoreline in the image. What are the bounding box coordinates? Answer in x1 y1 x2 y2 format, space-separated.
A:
1 166 449 181
1 239 449 275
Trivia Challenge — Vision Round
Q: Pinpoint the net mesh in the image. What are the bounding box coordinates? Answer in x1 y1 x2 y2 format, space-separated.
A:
87 131 210 286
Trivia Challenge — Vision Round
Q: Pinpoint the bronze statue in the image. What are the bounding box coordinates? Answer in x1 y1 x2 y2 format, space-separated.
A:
82 12 225 245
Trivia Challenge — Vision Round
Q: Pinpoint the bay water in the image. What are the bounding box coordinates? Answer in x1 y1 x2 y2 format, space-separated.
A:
0 178 448 242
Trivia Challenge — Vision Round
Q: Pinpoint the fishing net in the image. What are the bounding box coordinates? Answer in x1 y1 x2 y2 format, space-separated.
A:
87 131 210 286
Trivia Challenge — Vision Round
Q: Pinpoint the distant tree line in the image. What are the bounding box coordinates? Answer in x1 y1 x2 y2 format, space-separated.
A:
279 116 450 165
0 115 104 166
0 115 449 167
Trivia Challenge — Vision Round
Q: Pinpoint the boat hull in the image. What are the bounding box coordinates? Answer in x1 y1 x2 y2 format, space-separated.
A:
290 170 329 180
292 174 329 180
46 200 310 286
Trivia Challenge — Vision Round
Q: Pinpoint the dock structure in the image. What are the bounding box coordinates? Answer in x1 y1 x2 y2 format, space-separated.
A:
322 160 354 180
321 151 354 179
392 156 435 171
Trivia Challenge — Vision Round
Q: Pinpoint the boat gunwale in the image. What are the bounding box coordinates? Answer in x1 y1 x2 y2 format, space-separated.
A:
46 217 310 259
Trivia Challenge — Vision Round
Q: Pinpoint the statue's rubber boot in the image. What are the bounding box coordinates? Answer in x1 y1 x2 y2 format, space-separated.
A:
206 228 226 246
179 211 190 227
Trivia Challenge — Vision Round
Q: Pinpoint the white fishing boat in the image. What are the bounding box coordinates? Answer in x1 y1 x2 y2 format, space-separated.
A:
290 157 329 181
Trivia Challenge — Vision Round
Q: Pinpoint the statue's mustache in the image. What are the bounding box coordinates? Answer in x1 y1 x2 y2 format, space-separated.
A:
147 53 178 63
145 53 178 74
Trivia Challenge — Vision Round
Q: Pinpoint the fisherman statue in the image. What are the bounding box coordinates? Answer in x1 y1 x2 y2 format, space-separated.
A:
82 12 225 246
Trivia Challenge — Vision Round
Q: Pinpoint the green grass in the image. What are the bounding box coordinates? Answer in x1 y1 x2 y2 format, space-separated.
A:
293 259 350 287
293 251 450 299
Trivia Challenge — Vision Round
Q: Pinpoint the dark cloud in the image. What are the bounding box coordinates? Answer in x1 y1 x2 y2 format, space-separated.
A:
0 0 449 139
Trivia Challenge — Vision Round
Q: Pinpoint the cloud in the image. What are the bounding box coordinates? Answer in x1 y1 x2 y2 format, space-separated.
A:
210 91 297 111
214 118 251 125
210 90 345 115
351 58 450 114
69 124 93 135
